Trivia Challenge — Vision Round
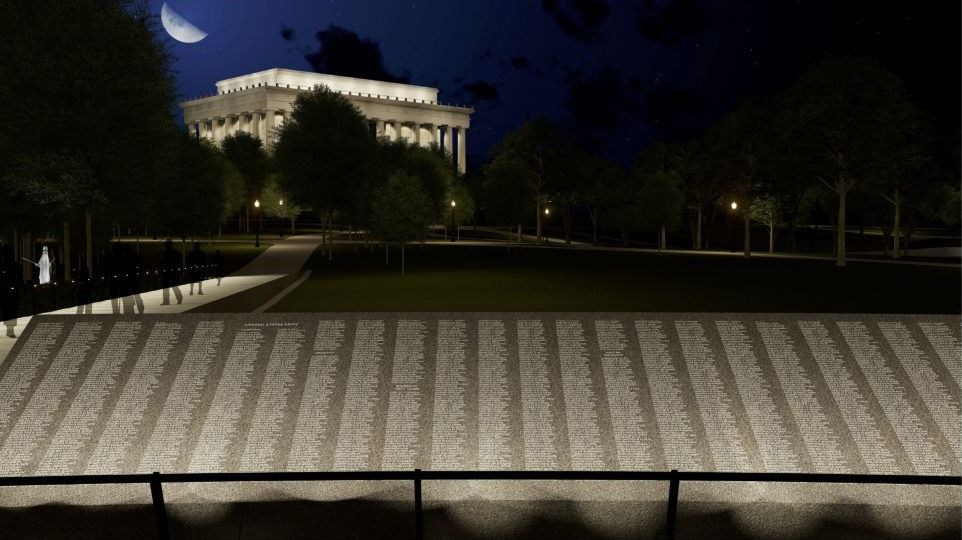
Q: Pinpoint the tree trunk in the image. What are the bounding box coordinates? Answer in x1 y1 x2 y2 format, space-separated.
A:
659 225 666 251
506 224 511 254
245 205 250 234
591 210 598 245
401 242 406 275
789 221 797 252
836 185 847 267
743 202 751 258
892 188 902 259
768 223 774 253
517 224 522 242
327 213 333 262
881 224 891 256
384 243 389 266
63 221 71 282
535 191 542 242
85 206 93 276
291 217 295 236
695 205 702 249
23 232 33 282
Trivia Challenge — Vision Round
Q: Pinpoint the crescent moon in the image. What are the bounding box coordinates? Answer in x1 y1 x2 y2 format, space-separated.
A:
161 3 208 44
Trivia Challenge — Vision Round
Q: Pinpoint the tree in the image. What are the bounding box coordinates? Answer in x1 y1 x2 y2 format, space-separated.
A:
875 108 937 259
750 196 780 253
637 170 684 251
1 150 105 280
709 98 772 259
669 139 724 250
0 0 178 276
261 176 306 237
781 56 916 266
483 160 532 252
488 118 569 242
447 181 476 228
274 85 378 260
582 157 627 245
221 132 270 232
370 172 433 275
152 136 228 261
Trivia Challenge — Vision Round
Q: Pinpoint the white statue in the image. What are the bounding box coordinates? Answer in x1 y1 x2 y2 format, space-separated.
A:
23 246 54 285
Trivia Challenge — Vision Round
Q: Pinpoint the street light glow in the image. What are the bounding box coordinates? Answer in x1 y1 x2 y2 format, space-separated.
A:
544 208 550 215
451 200 456 207
254 199 260 208
279 199 284 206
730 201 738 210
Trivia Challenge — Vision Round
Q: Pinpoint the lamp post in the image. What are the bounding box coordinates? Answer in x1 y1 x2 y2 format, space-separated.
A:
278 199 285 238
729 201 738 253
450 200 457 242
254 199 261 248
543 207 550 243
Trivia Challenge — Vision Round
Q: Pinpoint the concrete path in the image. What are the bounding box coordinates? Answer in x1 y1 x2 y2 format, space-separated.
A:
0 234 324 361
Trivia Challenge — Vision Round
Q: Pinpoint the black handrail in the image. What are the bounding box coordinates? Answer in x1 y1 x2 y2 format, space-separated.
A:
0 469 957 540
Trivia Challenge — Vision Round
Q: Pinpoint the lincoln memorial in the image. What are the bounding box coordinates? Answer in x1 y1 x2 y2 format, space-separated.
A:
180 68 475 172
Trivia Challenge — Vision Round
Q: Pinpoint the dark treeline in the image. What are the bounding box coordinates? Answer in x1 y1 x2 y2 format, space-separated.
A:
480 56 961 266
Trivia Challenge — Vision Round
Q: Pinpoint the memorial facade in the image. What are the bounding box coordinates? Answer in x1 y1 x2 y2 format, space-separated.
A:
179 68 475 172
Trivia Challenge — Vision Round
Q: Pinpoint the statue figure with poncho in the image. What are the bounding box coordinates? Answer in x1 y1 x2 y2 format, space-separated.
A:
23 246 55 285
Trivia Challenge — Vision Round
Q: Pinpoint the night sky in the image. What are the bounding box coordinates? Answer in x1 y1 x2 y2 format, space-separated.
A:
158 0 959 166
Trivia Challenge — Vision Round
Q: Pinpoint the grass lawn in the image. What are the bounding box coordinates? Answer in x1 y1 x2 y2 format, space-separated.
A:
269 243 960 313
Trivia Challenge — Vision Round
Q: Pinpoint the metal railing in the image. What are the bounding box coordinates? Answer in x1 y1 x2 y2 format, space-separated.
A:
0 469 957 540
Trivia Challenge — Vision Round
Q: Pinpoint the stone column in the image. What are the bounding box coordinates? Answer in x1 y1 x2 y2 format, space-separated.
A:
457 127 467 173
375 119 386 138
395 120 405 141
442 125 453 157
264 110 276 148
420 124 433 147
413 123 421 146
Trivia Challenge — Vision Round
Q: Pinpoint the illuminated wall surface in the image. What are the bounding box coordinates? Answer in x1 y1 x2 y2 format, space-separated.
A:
0 313 958 477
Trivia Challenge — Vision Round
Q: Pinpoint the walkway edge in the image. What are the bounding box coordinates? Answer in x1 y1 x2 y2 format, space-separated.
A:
253 270 312 313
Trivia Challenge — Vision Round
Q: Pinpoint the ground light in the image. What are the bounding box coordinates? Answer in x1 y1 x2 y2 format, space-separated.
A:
278 199 285 237
729 201 737 252
450 200 457 242
254 199 261 248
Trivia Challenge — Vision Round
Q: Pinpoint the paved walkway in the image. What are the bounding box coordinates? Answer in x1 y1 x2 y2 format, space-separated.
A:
0 234 324 361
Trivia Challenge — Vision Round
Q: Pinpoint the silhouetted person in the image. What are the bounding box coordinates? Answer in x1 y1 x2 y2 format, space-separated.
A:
161 238 183 305
186 242 206 295
1 244 20 338
74 264 92 315
122 244 144 314
211 249 224 286
107 242 126 314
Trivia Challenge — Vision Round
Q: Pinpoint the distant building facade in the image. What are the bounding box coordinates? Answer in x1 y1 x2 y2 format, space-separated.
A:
179 68 474 172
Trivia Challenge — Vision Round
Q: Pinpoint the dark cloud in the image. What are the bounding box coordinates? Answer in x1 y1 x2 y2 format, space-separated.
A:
302 25 409 83
510 56 531 70
461 81 500 102
565 67 643 146
541 0 610 43
638 0 712 46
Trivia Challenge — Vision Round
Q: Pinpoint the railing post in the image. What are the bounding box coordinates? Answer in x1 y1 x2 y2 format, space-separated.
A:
150 471 170 540
664 469 679 540
414 468 424 540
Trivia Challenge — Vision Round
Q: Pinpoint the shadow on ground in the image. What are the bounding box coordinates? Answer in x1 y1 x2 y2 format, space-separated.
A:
0 498 957 539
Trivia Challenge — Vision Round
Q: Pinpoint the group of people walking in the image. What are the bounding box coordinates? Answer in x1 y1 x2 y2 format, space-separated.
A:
1 239 226 333
161 240 224 304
